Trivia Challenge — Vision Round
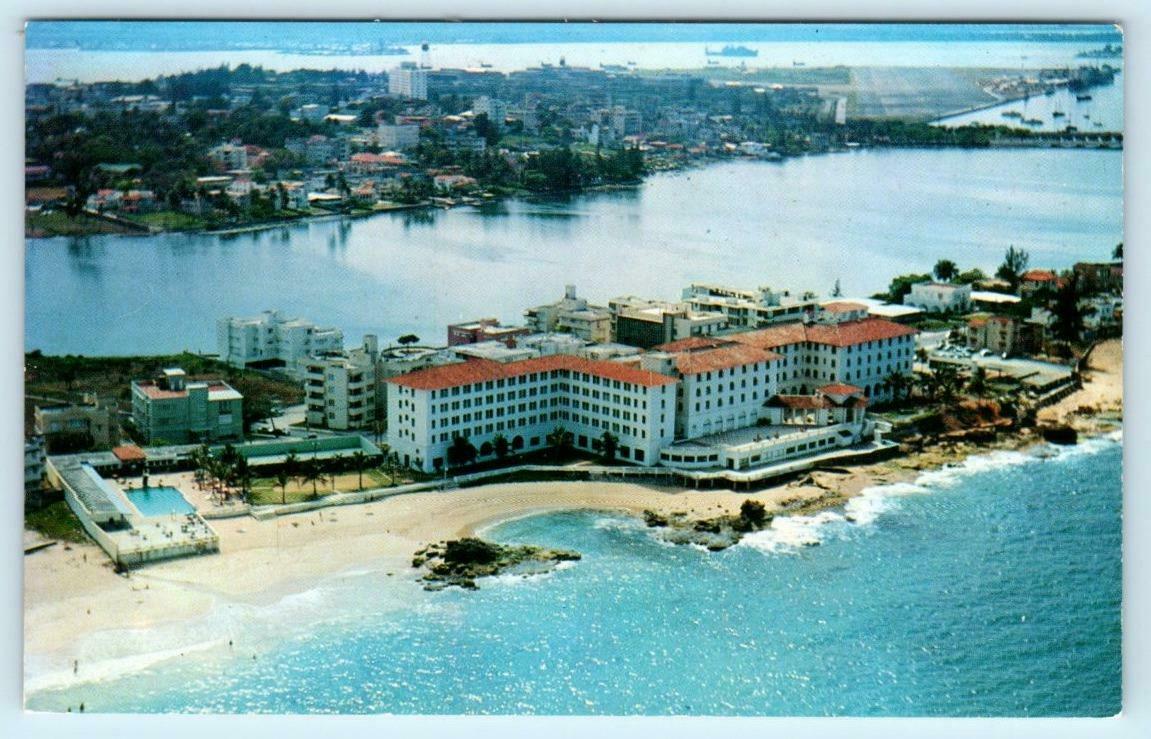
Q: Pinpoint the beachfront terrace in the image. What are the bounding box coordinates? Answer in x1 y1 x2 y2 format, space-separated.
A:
660 420 878 472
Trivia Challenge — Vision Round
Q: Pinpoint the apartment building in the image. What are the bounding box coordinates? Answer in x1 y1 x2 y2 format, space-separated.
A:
217 310 344 378
608 296 729 349
207 142 249 171
389 63 429 100
34 395 119 450
386 355 678 472
473 96 508 127
131 368 244 445
682 283 820 327
304 336 378 431
524 285 612 343
377 122 422 150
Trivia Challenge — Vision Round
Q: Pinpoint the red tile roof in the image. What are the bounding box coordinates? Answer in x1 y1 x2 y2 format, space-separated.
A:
673 344 781 375
1021 269 1058 283
112 444 147 462
652 336 736 353
821 301 867 313
731 318 917 349
387 355 677 391
818 383 865 396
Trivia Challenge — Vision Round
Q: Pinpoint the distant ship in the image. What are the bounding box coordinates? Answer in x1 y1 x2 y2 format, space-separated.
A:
705 45 759 58
792 60 806 67
1052 111 1066 118
1076 94 1093 101
1001 111 1024 119
1024 118 1044 126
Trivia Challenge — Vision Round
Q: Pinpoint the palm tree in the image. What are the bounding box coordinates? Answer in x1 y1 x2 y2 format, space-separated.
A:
274 469 292 505
593 431 619 463
234 457 254 503
298 460 327 500
883 372 912 403
350 450 367 490
546 426 574 461
493 434 510 461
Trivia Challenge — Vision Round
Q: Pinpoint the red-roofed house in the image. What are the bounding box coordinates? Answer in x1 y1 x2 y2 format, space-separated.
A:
1019 269 1064 296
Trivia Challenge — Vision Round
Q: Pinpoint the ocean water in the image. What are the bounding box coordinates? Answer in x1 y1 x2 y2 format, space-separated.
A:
24 148 1123 356
25 433 1122 715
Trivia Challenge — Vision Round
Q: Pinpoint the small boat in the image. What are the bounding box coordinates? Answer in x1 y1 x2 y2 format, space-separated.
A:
479 62 493 69
1076 94 1093 101
1052 111 1065 118
1024 118 1044 125
1001 111 1023 119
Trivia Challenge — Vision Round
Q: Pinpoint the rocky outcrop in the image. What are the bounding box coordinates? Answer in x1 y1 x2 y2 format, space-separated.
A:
641 499 773 551
1040 424 1079 445
415 537 581 591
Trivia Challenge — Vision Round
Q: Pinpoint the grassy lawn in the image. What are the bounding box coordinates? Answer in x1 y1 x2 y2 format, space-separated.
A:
25 211 135 237
25 501 88 543
248 468 399 505
128 210 210 231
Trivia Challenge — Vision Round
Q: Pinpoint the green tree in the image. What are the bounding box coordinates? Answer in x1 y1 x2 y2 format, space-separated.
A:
933 259 958 282
592 431 619 463
968 366 988 397
274 469 292 505
1113 242 1123 260
350 450 367 491
883 273 932 304
996 246 1030 288
1052 274 1086 342
955 268 987 285
493 434 510 460
446 434 477 469
546 426 574 461
298 459 327 500
397 334 420 346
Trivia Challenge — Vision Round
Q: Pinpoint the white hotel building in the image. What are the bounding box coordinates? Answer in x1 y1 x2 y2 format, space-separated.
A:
386 313 916 473
387 355 677 472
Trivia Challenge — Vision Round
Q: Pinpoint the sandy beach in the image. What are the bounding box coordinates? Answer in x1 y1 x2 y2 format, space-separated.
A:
23 339 1122 692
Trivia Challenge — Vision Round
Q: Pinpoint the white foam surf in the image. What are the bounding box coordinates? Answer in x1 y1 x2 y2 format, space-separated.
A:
739 432 1122 556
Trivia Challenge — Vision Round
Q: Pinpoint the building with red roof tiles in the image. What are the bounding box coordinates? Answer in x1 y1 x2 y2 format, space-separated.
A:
387 354 677 472
725 317 917 401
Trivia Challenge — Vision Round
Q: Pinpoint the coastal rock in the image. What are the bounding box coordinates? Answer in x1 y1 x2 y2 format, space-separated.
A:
649 499 773 551
416 537 581 591
642 510 670 528
1040 425 1079 445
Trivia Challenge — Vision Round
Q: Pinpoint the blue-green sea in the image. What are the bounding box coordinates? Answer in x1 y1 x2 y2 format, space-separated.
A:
25 433 1122 716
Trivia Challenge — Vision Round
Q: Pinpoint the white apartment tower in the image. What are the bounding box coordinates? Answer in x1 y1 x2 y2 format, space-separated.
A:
388 63 429 101
217 310 344 378
305 336 379 431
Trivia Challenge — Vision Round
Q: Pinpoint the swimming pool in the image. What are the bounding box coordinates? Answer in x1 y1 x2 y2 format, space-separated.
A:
126 486 196 517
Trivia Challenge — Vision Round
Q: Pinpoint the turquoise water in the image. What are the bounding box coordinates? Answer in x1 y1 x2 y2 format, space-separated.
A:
126 486 196 517
26 434 1122 715
24 149 1123 356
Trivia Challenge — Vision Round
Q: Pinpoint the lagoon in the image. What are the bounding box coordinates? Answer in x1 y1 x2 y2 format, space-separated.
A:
25 148 1122 357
